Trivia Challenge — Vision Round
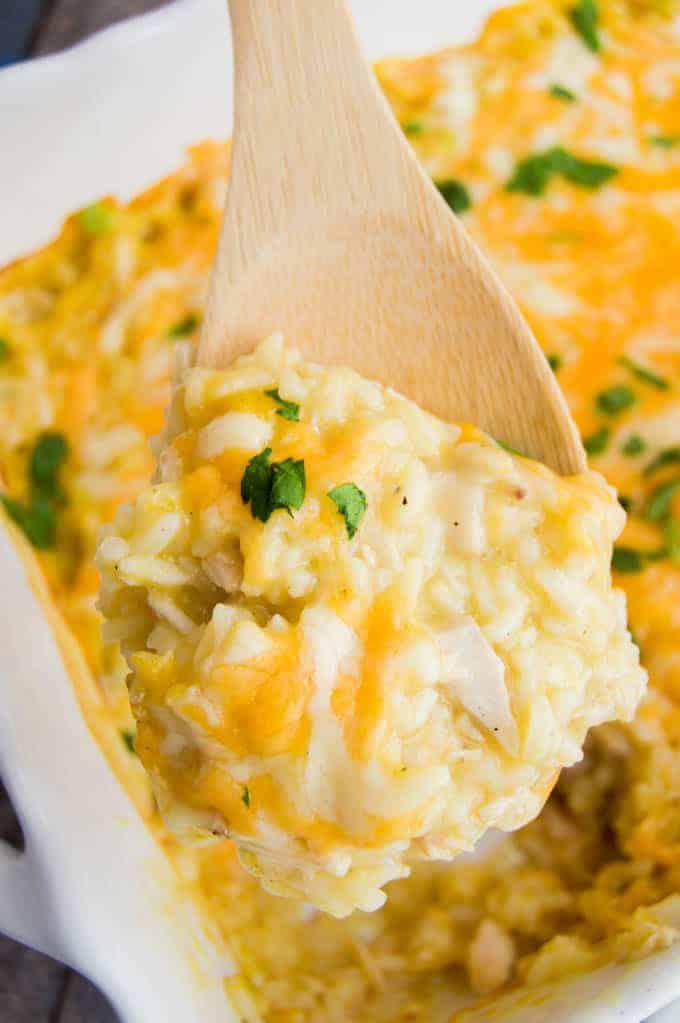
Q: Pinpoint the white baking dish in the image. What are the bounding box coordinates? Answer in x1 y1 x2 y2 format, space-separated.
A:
0 1 678 1019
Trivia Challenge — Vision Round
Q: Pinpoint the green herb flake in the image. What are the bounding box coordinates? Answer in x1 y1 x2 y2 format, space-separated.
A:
612 546 644 573
242 786 251 809
241 447 274 523
265 388 300 422
403 121 424 137
0 338 10 362
665 518 680 564
619 356 669 391
436 179 472 214
241 449 305 523
595 385 636 416
1 495 57 549
270 458 306 516
328 482 367 540
556 148 618 188
496 438 524 457
645 478 680 522
644 447 680 476
2 432 70 549
570 0 601 53
121 730 137 755
2 432 70 550
583 427 610 455
649 135 679 149
618 495 633 513
547 353 562 372
550 84 577 102
167 314 199 338
507 146 617 196
507 151 556 196
30 432 69 501
622 434 646 456
79 202 114 237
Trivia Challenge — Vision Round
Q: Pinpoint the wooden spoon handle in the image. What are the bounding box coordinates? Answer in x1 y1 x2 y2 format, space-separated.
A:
226 0 409 222
198 1 586 476
199 0 426 365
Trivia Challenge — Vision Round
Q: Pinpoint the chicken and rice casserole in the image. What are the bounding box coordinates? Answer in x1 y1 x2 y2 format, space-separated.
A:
1 0 679 1017
97 335 643 916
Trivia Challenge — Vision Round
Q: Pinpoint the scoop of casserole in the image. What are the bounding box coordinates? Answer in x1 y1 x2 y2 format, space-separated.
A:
98 335 645 915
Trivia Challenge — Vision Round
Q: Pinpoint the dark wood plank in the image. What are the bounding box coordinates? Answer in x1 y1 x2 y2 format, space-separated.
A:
0 0 45 66
56 972 119 1023
0 780 23 850
0 775 72 1021
32 0 172 56
0 936 66 1022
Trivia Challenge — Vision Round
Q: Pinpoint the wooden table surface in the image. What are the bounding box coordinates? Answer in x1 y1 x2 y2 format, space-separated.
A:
0 5 171 1018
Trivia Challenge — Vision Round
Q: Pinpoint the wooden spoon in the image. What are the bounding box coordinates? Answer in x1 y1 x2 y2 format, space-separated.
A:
198 0 585 474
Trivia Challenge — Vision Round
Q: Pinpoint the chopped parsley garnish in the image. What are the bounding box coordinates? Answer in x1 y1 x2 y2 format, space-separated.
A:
265 388 300 422
547 353 562 372
665 518 680 564
79 202 114 236
619 356 669 391
644 446 680 476
241 448 305 522
30 431 69 501
649 135 679 149
1 495 56 549
270 458 306 516
595 385 635 415
436 179 472 214
403 121 424 137
612 546 643 573
550 84 577 102
496 438 524 457
242 786 251 809
622 434 646 456
645 478 680 523
556 149 618 188
507 151 555 196
1 431 70 550
0 338 10 362
328 483 367 540
583 427 610 455
569 0 600 53
507 146 617 196
121 730 136 754
167 314 199 338
618 495 633 513
241 448 274 522
612 545 665 573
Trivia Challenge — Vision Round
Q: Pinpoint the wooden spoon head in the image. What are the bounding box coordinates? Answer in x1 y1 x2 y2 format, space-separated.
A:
199 204 585 475
199 0 585 476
